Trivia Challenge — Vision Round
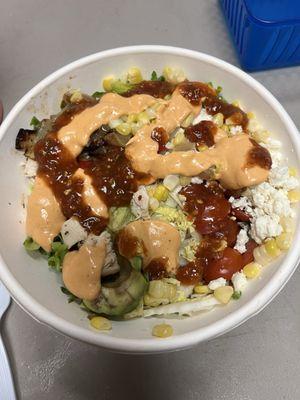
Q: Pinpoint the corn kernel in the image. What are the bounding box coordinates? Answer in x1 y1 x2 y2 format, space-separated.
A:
153 185 169 201
163 66 185 84
247 111 255 119
152 323 173 338
90 316 112 331
137 111 149 124
232 100 240 107
70 90 83 103
251 130 270 143
126 67 143 84
280 216 294 233
103 76 115 91
243 262 261 279
197 144 208 152
264 238 281 258
214 286 233 304
212 113 224 127
173 130 185 146
194 285 210 295
275 232 292 251
289 167 297 177
288 190 300 203
116 122 132 136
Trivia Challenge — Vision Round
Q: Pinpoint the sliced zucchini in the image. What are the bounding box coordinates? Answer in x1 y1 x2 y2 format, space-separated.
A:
83 259 148 317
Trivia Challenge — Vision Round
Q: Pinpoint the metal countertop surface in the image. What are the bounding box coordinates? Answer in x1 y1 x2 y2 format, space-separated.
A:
1 1 300 398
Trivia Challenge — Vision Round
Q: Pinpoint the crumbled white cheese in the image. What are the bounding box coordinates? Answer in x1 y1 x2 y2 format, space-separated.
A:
191 176 203 184
247 182 293 218
231 271 248 292
61 217 88 248
264 137 282 150
250 214 282 244
229 196 254 217
269 166 299 190
131 186 150 219
208 277 227 290
193 108 213 125
234 228 249 254
229 125 243 135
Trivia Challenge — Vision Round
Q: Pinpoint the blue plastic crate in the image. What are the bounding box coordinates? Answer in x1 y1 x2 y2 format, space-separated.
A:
220 0 300 71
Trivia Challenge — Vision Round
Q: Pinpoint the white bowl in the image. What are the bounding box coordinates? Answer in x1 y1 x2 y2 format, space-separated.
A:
0 46 299 353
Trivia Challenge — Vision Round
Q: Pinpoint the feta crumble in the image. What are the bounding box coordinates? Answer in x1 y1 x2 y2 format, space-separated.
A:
234 228 249 254
208 277 227 290
231 272 247 292
193 108 213 125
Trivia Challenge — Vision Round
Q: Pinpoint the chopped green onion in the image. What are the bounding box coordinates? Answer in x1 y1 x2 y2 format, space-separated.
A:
92 91 105 99
232 290 242 300
48 255 61 271
151 71 165 81
111 80 133 94
23 237 40 251
130 256 142 271
30 116 40 128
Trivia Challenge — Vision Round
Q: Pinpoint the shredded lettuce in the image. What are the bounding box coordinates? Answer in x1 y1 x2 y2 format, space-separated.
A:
23 237 40 251
144 295 220 317
153 206 194 232
111 80 134 94
48 241 68 271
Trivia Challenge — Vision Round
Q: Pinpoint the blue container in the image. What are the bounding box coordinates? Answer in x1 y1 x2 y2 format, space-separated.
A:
220 0 300 71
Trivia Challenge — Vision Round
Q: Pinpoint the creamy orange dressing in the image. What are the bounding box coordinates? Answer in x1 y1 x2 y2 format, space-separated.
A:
125 90 269 189
26 176 65 252
74 168 108 218
26 86 271 298
62 240 106 300
58 93 157 157
119 220 181 274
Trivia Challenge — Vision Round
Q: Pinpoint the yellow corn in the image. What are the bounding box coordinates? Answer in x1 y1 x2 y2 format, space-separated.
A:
173 130 186 146
152 323 173 338
212 113 224 127
102 76 115 91
264 238 281 258
90 316 112 331
288 190 300 203
126 67 143 84
222 124 229 133
243 262 261 279
232 100 240 107
127 113 139 123
70 90 83 103
137 111 149 124
116 123 132 136
289 167 297 177
163 66 185 83
153 185 169 201
275 232 292 251
194 285 210 295
247 111 255 119
197 144 208 152
214 286 233 304
251 130 270 143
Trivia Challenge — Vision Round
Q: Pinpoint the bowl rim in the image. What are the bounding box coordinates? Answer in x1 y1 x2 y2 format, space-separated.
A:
0 45 300 353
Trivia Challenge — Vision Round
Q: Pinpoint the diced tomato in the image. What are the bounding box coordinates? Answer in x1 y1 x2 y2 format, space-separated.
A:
241 240 258 266
203 247 243 282
231 208 251 222
195 197 231 234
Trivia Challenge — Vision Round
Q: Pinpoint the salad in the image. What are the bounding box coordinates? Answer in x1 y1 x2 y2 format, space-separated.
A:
16 66 300 337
